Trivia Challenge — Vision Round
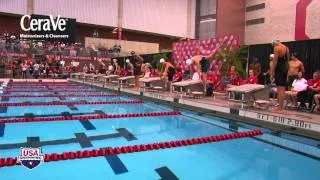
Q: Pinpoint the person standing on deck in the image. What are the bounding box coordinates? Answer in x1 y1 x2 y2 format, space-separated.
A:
270 40 290 113
287 53 305 89
160 58 175 92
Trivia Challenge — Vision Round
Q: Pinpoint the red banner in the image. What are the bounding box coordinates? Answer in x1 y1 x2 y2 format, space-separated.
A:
172 34 240 92
172 34 240 71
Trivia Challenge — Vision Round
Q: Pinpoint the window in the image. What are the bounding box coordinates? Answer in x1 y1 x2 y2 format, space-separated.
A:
196 0 217 39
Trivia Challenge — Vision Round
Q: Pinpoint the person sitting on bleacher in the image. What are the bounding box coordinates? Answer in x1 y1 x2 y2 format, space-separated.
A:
286 71 307 107
119 68 127 77
227 65 243 87
172 68 183 83
141 64 151 78
246 69 259 84
150 68 160 77
297 71 320 109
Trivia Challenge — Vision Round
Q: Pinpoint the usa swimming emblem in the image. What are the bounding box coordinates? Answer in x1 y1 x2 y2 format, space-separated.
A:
17 147 44 169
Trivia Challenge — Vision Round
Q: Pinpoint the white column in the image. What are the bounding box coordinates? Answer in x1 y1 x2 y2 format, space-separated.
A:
186 0 192 38
117 0 123 40
27 0 34 15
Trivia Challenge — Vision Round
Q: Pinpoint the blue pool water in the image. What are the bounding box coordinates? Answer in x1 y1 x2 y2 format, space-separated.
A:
0 82 320 180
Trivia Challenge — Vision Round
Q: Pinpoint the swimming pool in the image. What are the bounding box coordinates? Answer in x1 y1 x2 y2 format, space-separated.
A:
0 81 319 180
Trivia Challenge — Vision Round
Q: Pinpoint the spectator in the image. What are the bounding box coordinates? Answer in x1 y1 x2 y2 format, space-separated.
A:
172 68 183 83
227 64 242 87
33 61 40 79
89 63 95 73
286 71 307 107
297 71 320 109
150 68 160 77
83 64 88 73
249 57 261 83
21 62 28 79
246 69 259 84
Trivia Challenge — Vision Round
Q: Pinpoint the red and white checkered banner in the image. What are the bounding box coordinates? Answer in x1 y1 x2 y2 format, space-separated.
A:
172 34 240 71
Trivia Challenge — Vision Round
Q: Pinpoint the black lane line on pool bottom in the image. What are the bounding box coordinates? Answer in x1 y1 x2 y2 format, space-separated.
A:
79 120 96 130
155 166 179 180
0 107 7 113
1 97 9 102
104 147 129 175
0 128 137 150
117 128 137 141
229 122 239 131
0 124 5 137
26 137 41 148
75 133 93 148
67 105 78 111
58 96 66 101
0 111 99 119
24 113 35 118
94 110 105 115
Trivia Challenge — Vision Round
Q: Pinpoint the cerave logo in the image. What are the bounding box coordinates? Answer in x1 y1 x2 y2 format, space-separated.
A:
19 14 76 43
20 15 67 31
17 147 44 169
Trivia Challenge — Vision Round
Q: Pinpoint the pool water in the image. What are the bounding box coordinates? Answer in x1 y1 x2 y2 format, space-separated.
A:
0 82 319 180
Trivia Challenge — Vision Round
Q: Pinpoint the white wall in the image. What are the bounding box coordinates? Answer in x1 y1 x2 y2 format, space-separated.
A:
0 0 195 37
123 0 194 37
33 0 118 27
0 0 27 15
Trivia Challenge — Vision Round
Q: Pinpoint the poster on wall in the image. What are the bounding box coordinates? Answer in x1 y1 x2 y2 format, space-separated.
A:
19 14 76 43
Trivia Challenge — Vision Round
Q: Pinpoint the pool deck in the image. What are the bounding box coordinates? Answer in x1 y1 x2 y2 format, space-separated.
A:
1 78 319 138
66 78 320 138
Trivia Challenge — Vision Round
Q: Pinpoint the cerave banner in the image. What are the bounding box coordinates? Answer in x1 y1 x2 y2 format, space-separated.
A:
19 14 76 43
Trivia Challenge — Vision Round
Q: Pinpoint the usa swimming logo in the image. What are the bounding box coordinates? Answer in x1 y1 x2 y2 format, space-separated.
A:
17 147 44 169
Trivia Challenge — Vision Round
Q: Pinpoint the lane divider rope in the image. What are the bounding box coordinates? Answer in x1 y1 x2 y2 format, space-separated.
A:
3 89 101 92
0 100 143 107
7 82 71 85
5 85 85 88
0 94 119 98
0 111 181 124
0 129 263 168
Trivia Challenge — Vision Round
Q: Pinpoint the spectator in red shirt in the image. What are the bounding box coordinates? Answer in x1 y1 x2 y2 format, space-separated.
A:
172 68 183 82
297 71 320 109
227 65 242 87
150 68 160 77
246 69 259 84
119 68 127 77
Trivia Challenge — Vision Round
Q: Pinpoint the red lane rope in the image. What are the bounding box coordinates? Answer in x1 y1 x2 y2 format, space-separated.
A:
0 111 181 124
0 100 143 107
0 94 119 98
7 82 70 85
6 85 84 88
3 89 100 92
0 129 263 167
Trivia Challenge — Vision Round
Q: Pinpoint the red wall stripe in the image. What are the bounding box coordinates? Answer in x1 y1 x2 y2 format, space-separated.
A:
295 0 313 40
